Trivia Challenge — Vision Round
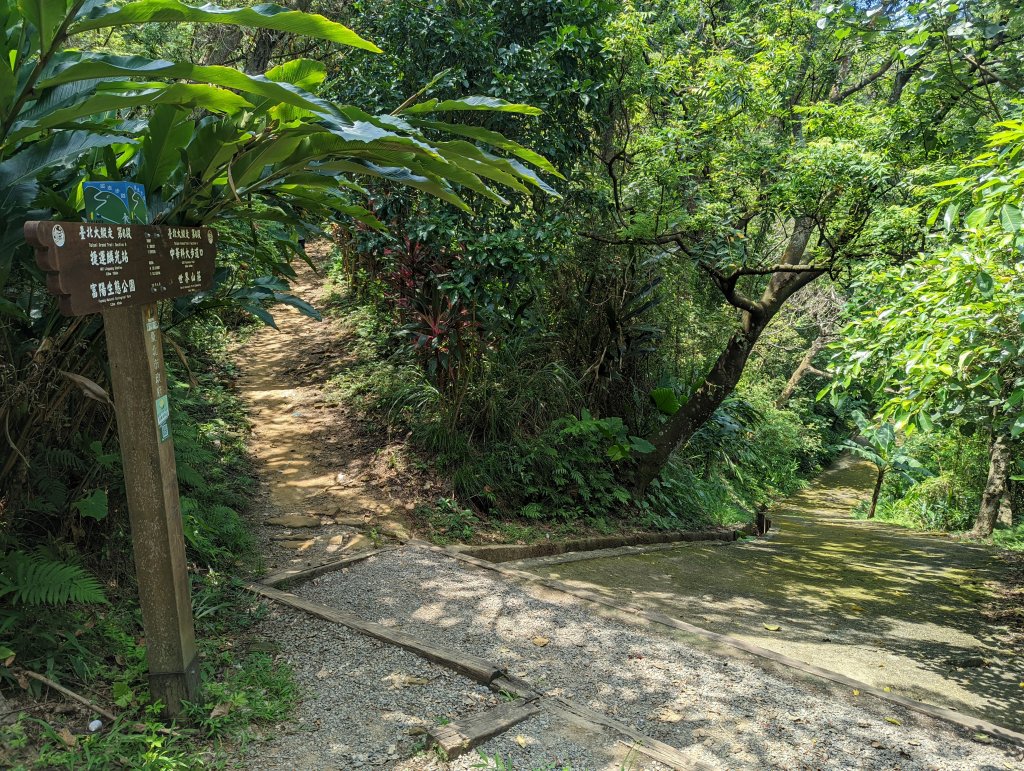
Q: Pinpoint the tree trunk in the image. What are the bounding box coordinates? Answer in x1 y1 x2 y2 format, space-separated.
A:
998 492 1013 528
867 467 885 519
632 323 765 494
972 432 1012 538
775 333 830 408
632 218 820 495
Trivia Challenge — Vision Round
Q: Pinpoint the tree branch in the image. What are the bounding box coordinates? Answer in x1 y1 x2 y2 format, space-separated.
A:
831 55 896 103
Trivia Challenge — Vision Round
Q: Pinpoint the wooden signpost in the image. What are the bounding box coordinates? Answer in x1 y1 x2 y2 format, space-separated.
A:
25 219 218 717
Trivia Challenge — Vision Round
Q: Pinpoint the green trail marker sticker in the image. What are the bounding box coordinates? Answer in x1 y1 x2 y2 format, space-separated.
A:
84 181 148 225
155 394 170 442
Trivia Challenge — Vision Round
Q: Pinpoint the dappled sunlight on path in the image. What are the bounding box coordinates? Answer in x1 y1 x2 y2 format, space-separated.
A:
535 456 1023 731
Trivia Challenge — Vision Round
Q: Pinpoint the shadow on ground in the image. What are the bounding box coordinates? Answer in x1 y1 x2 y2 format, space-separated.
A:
291 549 1022 770
536 456 1023 732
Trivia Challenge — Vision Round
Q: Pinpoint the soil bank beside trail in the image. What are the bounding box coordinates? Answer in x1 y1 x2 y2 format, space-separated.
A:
535 455 1023 732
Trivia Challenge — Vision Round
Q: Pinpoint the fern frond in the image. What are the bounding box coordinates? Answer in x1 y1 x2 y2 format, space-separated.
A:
0 550 107 606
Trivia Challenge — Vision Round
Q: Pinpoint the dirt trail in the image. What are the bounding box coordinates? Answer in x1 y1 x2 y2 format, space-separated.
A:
537 455 1024 732
234 246 418 575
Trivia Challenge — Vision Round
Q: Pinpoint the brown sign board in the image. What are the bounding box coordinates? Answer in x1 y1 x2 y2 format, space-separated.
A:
25 221 217 316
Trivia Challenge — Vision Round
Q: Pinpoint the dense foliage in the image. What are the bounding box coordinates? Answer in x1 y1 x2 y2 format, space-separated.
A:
1 0 1023 761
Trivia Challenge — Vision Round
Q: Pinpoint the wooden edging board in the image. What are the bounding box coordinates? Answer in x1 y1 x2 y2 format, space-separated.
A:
413 540 1024 749
547 697 713 771
259 547 395 588
247 579 703 767
244 582 502 684
427 697 541 760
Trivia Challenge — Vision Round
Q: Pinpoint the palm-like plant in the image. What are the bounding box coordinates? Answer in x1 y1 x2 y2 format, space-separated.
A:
843 412 925 519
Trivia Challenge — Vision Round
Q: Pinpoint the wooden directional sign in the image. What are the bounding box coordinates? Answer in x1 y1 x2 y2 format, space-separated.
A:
25 221 216 316
23 219 220 717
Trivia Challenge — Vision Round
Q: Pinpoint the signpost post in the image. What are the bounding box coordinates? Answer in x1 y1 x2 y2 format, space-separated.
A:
25 219 217 717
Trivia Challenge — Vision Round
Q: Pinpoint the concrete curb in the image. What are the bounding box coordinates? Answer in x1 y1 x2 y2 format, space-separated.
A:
451 524 755 564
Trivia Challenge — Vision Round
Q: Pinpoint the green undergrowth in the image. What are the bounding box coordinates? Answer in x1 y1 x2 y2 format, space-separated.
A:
1 319 292 769
321 275 838 542
857 429 1023 550
1 574 295 770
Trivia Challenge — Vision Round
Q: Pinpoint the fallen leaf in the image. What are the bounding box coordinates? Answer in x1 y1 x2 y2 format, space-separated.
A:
57 727 77 748
973 733 993 744
209 702 233 719
884 717 902 726
762 623 781 632
852 689 860 696
316 669 331 680
515 734 528 748
883 687 892 693
870 740 884 749
532 636 550 647
849 604 865 613
386 673 430 688
655 708 684 723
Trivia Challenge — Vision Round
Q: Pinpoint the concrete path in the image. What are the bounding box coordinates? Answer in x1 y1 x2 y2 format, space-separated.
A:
530 456 1024 732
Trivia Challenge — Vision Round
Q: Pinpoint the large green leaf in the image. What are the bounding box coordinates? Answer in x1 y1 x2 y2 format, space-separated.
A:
9 83 251 141
314 159 470 211
70 0 382 52
265 58 327 91
401 96 542 116
39 54 339 117
404 154 508 204
231 136 304 190
0 130 131 215
435 140 537 196
406 118 563 178
650 387 682 415
137 104 193 193
18 0 69 52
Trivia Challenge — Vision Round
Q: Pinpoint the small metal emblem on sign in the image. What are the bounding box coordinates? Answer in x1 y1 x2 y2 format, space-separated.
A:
52 224 65 247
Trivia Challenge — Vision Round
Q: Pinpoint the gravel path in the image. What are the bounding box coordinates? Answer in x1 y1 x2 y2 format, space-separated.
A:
255 547 1023 770
241 604 501 769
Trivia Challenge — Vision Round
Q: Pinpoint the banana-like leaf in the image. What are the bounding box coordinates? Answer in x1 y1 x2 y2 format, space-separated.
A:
70 0 382 52
405 117 562 179
185 117 248 183
231 136 304 190
137 104 193 192
0 130 130 215
19 0 69 52
265 58 327 91
400 96 542 116
277 171 368 196
314 159 470 212
268 186 385 230
434 140 532 196
38 54 340 117
405 154 509 204
8 83 251 141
